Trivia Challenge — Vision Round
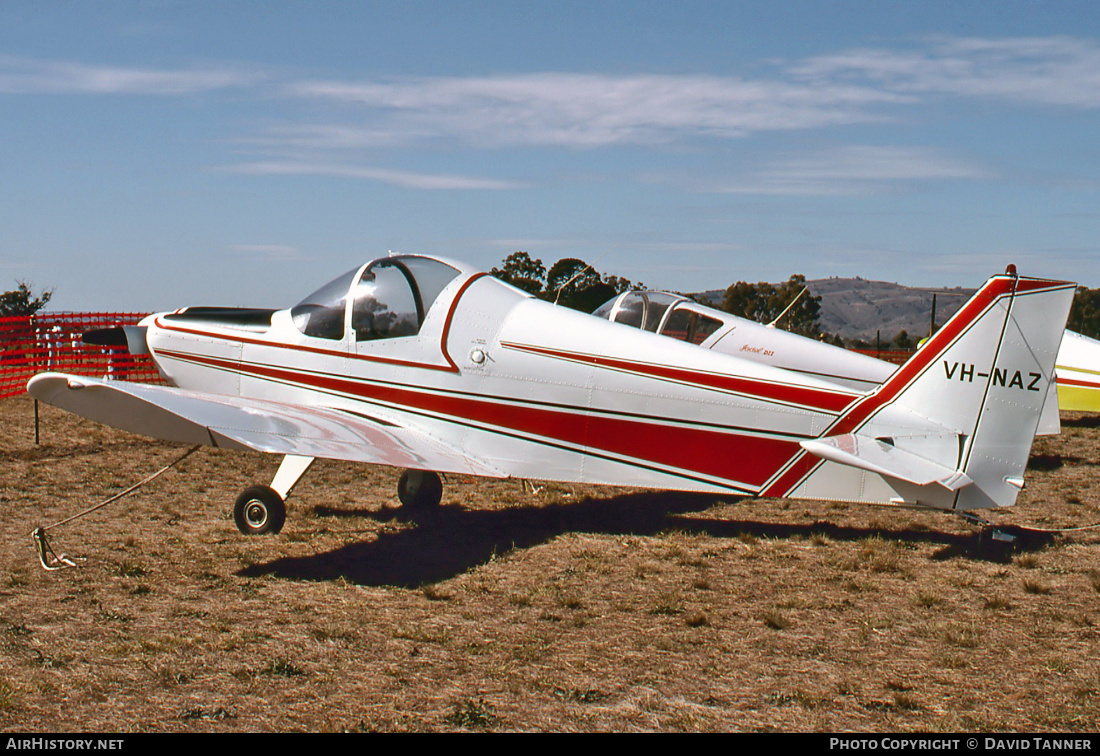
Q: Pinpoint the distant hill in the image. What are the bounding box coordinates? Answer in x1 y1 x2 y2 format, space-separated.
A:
696 277 976 342
805 277 976 342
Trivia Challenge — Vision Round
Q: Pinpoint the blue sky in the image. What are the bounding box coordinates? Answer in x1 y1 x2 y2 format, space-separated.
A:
3 1 1100 311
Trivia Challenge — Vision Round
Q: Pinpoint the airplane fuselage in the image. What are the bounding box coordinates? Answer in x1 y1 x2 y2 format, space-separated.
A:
143 266 883 498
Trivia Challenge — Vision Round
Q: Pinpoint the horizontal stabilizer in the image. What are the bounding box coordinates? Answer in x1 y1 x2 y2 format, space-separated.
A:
800 433 972 491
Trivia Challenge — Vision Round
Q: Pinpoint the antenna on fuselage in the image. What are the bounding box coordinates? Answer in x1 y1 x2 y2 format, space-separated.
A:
550 250 612 306
767 287 808 330
553 262 598 305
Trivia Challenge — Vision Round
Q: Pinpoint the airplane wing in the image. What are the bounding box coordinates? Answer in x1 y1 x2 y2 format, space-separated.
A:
27 373 504 478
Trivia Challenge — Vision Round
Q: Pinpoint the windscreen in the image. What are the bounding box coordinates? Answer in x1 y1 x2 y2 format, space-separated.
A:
599 291 682 332
291 266 360 340
660 306 725 345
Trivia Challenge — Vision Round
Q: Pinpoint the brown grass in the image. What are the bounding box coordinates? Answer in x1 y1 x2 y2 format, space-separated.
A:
1 395 1099 732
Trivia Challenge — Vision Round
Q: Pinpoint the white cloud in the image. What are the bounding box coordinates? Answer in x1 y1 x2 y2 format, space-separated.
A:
15 37 1099 195
0 55 261 95
791 36 1100 108
221 160 527 190
276 37 1100 152
10 34 1100 147
232 124 411 150
285 73 906 148
711 145 990 196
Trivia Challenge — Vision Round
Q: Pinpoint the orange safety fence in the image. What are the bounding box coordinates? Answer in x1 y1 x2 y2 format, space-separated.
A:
0 313 164 400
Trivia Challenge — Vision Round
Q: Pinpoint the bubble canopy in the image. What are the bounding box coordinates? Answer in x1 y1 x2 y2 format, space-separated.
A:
291 256 462 341
595 290 725 346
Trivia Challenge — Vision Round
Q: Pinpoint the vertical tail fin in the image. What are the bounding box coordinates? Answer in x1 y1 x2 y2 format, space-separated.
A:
796 269 1075 510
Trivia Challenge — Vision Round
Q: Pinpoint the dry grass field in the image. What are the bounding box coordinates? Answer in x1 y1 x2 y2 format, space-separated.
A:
0 394 1098 732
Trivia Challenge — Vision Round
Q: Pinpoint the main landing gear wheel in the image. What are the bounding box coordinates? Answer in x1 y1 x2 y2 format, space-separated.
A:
397 469 443 513
234 485 286 535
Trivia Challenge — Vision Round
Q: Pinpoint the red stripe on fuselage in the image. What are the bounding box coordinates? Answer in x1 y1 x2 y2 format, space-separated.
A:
1058 376 1100 388
500 342 860 414
162 350 801 488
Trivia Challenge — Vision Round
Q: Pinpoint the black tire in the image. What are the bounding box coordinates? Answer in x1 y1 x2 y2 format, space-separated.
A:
397 469 443 511
234 485 286 535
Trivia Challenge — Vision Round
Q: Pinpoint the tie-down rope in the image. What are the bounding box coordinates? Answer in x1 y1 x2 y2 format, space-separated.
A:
32 445 201 570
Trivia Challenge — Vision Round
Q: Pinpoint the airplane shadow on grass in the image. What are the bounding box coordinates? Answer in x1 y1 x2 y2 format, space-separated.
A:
1061 414 1100 429
236 489 1034 587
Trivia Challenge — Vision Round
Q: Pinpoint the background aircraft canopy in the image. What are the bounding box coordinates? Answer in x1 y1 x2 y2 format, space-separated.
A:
595 291 725 345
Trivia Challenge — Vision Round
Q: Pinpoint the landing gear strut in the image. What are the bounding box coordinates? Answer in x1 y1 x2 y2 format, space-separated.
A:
232 454 313 535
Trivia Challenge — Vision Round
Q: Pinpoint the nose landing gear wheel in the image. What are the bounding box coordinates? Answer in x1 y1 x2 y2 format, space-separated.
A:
234 485 286 535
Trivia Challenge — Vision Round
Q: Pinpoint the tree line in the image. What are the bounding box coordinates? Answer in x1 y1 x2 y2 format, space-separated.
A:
490 251 829 338
490 252 1100 346
0 282 52 318
489 252 640 313
1070 287 1100 338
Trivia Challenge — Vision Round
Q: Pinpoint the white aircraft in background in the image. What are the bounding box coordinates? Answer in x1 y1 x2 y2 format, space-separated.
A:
594 287 1100 430
29 255 1073 537
593 290 897 392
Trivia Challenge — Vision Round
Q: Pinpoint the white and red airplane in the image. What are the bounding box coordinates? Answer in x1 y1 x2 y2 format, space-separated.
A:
28 255 1074 536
